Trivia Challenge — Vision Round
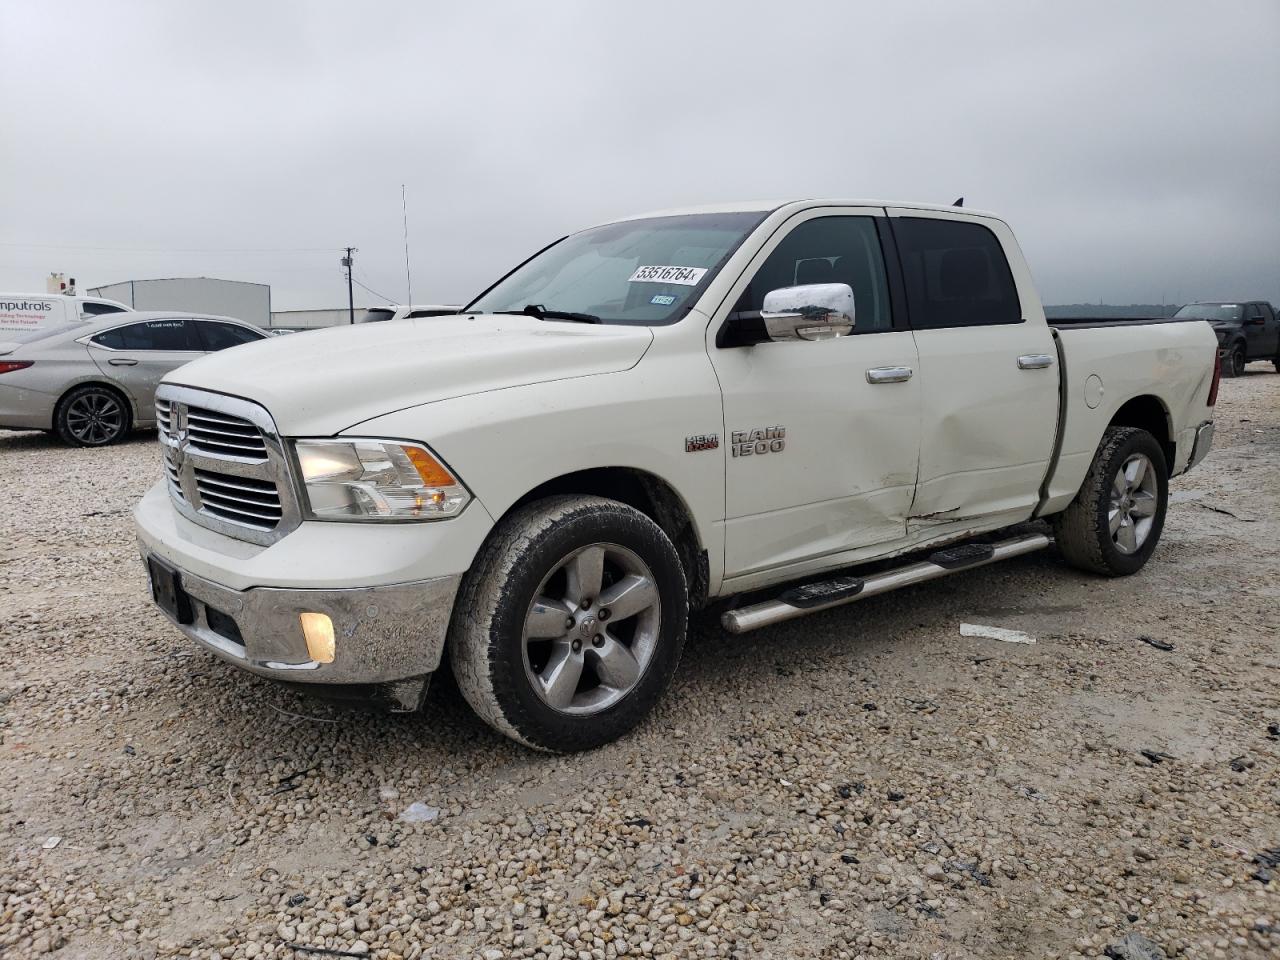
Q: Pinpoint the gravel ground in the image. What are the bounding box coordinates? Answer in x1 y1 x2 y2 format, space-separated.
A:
2 369 1278 960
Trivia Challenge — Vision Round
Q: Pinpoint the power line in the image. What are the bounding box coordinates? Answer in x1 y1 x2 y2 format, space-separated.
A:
0 241 340 253
351 275 398 304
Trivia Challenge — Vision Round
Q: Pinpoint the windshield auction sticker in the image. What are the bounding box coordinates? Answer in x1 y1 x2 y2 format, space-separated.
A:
628 265 708 286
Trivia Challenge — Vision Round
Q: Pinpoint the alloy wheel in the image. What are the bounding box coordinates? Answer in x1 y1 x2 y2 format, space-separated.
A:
65 392 125 445
521 542 661 715
1108 453 1158 554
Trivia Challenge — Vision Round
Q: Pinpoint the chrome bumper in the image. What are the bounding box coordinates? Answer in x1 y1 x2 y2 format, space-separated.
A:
1187 420 1214 471
142 551 460 702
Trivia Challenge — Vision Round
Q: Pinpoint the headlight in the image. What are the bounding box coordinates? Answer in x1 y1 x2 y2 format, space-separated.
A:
294 438 470 521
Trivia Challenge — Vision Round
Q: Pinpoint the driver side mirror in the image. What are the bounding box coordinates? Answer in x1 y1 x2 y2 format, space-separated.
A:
721 283 855 347
761 283 855 341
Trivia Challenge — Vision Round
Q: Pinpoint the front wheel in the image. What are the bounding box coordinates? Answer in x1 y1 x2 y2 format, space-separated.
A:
450 495 688 752
1052 426 1169 577
1221 343 1246 377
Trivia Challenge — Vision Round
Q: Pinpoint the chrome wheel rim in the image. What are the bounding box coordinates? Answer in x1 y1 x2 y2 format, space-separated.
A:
521 542 660 716
66 392 124 444
1108 453 1158 554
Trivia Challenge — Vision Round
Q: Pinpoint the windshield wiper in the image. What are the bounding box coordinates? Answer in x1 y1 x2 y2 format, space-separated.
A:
495 304 602 324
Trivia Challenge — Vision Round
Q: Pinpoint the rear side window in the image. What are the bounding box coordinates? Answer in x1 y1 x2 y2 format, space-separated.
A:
406 309 458 319
195 320 265 351
80 302 128 316
92 319 199 351
363 308 396 322
894 218 1022 329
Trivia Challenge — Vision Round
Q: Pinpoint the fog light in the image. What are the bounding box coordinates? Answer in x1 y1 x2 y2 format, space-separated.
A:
300 612 335 664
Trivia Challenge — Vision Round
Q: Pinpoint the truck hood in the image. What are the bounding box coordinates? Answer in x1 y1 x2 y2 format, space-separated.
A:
164 314 654 435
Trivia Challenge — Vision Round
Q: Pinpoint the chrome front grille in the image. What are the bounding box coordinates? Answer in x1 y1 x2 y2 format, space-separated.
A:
155 387 301 545
186 409 268 459
193 469 283 529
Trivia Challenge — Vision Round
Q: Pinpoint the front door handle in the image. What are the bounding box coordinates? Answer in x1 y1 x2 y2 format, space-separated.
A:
108 358 138 366
866 366 913 384
1017 354 1054 370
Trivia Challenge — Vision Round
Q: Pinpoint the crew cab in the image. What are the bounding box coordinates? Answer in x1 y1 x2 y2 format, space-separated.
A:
1173 300 1280 376
133 200 1220 752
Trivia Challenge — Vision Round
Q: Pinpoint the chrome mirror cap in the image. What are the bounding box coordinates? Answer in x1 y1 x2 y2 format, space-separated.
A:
760 283 855 341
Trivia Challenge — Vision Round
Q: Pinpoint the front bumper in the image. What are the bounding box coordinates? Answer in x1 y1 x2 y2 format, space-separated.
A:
142 551 460 692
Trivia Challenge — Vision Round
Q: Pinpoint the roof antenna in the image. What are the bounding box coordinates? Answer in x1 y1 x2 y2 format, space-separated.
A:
952 197 964 207
402 184 413 307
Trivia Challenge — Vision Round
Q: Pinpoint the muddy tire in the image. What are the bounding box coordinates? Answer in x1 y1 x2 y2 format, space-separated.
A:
1221 343 1246 377
1052 426 1168 577
55 384 130 447
449 495 688 752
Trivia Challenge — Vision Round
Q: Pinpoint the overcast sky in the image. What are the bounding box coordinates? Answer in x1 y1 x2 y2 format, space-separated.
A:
2 1 1277 311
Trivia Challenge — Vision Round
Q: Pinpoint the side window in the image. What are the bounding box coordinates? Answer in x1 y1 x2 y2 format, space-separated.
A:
406 309 458 319
80 302 128 316
90 319 197 351
735 216 893 333
196 321 265 351
894 218 1022 329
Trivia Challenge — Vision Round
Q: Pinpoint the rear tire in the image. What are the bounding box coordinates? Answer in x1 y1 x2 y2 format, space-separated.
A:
1052 426 1168 577
450 495 688 752
55 385 130 447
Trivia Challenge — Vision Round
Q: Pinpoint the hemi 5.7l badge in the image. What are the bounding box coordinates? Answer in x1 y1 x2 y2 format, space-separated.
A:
685 433 719 452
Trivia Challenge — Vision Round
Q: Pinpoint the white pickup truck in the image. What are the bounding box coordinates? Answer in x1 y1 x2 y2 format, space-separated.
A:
134 200 1220 751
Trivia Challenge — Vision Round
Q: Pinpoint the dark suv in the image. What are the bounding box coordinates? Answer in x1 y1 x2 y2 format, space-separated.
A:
1173 301 1280 376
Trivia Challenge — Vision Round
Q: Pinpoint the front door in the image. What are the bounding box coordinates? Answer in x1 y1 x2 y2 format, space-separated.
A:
1245 303 1279 360
708 209 922 584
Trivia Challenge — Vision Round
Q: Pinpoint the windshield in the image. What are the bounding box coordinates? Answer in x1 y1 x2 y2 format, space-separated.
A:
467 212 767 325
1174 303 1243 322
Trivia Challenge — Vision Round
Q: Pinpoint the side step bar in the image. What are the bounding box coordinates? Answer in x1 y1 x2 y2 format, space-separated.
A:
721 533 1051 634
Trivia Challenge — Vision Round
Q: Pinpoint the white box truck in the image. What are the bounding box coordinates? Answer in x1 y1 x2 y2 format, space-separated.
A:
0 292 132 335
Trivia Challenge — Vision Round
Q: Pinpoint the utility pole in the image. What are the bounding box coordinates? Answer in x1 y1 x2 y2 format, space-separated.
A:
342 247 356 324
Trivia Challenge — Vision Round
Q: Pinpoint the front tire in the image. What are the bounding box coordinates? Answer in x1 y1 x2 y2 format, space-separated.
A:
55 385 130 447
450 495 688 752
1222 342 1246 377
1052 426 1168 577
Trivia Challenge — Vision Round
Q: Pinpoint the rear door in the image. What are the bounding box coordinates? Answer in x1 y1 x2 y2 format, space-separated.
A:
709 208 922 582
887 210 1059 530
87 319 203 420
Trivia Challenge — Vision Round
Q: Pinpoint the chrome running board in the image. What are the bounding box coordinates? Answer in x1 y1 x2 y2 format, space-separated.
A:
720 533 1052 634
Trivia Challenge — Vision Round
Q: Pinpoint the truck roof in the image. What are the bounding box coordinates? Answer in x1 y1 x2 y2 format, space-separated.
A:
607 198 1004 224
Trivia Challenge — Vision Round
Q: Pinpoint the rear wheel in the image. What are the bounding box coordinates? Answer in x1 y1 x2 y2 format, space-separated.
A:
450 495 688 752
55 385 129 447
1052 426 1168 577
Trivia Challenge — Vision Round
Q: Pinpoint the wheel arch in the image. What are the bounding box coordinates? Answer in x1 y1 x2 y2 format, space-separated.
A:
1108 394 1174 468
503 466 709 609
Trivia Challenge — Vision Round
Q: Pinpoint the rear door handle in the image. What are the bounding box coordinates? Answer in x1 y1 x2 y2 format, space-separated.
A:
1017 354 1054 370
108 358 138 366
866 366 913 384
